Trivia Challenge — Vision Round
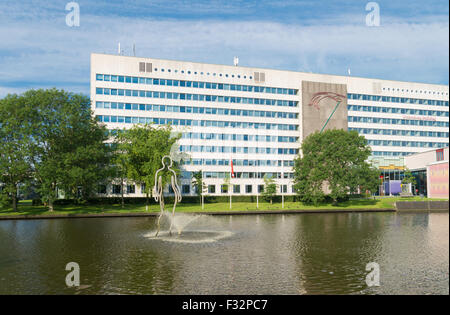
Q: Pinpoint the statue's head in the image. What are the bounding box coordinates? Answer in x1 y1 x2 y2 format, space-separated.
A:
161 155 173 168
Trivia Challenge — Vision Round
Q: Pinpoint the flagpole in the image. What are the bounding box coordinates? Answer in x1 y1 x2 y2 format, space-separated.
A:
281 158 284 209
201 159 204 210
229 156 232 210
256 188 259 209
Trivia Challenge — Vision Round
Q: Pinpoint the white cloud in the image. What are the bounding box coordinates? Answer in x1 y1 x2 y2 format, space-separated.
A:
0 10 448 96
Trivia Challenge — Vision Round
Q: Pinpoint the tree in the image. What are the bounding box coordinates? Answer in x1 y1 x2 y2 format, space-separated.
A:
0 94 34 211
402 169 417 186
222 173 231 193
111 136 128 208
262 174 277 204
26 89 111 211
401 168 417 195
348 163 380 197
293 129 378 205
115 124 180 211
192 170 206 204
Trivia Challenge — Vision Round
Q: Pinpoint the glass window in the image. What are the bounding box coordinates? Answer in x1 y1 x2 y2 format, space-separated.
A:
208 185 216 194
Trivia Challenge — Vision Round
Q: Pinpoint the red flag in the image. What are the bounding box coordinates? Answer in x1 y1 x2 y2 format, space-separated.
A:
230 159 235 178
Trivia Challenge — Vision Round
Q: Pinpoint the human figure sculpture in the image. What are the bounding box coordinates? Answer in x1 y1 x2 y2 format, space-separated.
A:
153 155 182 237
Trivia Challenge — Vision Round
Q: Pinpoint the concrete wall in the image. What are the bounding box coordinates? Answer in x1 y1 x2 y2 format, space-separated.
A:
301 81 348 139
396 201 449 211
427 161 449 199
405 147 449 171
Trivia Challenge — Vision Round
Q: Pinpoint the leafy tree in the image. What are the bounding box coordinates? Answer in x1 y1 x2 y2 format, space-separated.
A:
348 163 380 197
115 124 180 210
222 172 231 193
293 129 378 205
26 89 111 211
192 170 206 203
110 137 128 208
402 169 417 186
262 174 277 204
0 94 34 211
401 168 417 195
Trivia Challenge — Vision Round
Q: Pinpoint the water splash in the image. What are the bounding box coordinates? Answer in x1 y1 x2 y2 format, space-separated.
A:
161 211 202 235
144 212 234 243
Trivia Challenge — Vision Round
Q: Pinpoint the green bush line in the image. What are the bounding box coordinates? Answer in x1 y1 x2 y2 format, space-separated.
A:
1 196 444 217
31 194 366 206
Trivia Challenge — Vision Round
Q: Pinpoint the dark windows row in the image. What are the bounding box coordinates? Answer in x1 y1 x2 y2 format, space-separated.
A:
348 105 448 117
348 93 449 107
96 73 298 96
367 139 448 148
372 151 417 157
181 132 298 143
201 172 294 179
184 159 294 167
349 127 449 138
95 101 298 119
100 183 294 195
96 115 299 131
95 87 298 107
214 184 292 194
179 145 298 155
348 116 449 128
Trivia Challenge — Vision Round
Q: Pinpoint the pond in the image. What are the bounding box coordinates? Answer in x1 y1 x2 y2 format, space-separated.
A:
0 212 448 294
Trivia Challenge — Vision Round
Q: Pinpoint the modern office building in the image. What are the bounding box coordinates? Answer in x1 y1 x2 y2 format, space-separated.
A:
91 53 449 197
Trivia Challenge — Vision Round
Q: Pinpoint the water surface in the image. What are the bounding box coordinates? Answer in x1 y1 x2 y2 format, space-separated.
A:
0 212 448 294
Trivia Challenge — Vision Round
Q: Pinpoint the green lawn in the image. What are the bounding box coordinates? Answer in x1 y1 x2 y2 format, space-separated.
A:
0 196 444 217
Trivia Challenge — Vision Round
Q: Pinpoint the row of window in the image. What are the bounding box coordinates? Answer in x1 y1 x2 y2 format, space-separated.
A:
372 151 417 156
96 115 299 131
201 172 294 179
96 74 298 96
183 159 295 167
348 105 449 117
348 116 449 128
212 184 293 194
367 140 448 148
181 133 298 143
372 151 417 157
382 87 447 96
95 87 298 107
348 93 449 107
107 129 299 143
179 145 298 155
101 183 293 195
152 68 254 82
95 101 298 119
349 127 449 138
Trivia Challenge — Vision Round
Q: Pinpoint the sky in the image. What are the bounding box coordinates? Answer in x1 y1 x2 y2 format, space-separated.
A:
0 0 448 97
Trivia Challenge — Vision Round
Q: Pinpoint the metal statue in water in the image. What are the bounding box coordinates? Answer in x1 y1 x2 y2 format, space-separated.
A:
153 155 182 237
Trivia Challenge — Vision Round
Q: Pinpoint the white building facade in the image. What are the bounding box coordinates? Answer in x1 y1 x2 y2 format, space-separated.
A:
91 53 449 197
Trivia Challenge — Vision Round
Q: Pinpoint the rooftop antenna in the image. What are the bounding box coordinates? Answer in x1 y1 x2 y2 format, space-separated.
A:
133 43 136 57
233 56 239 66
118 42 121 55
347 68 351 76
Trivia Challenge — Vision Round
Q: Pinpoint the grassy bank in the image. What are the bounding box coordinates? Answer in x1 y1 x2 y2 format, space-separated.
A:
0 196 443 217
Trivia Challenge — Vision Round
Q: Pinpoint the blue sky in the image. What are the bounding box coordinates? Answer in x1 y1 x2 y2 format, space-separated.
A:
0 0 448 97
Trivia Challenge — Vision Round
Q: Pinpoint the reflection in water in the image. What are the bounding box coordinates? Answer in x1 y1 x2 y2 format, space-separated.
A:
0 212 448 294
